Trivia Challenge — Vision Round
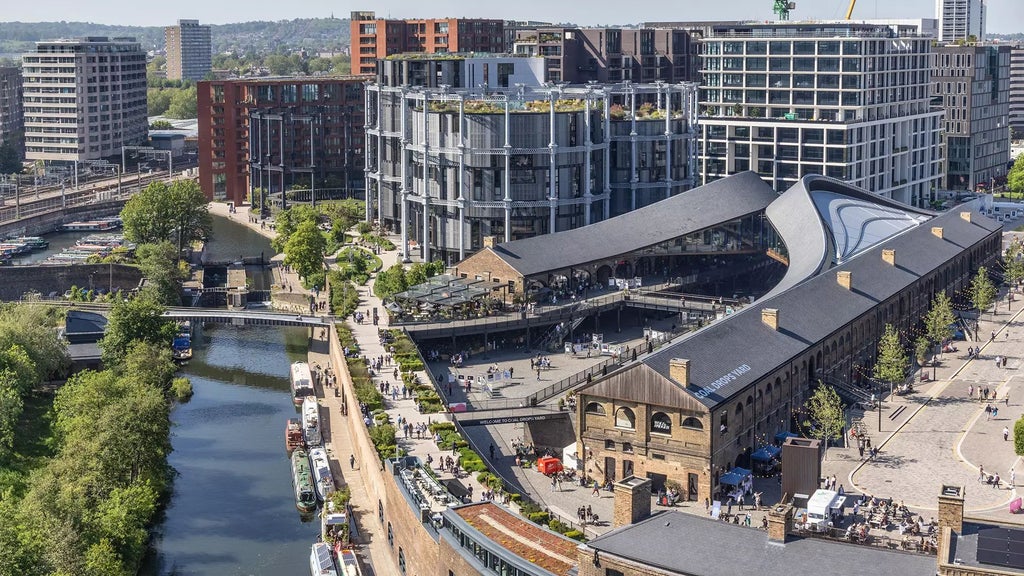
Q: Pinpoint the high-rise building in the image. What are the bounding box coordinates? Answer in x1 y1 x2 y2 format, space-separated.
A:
936 0 985 42
0 66 23 159
365 54 699 263
22 37 147 162
165 19 212 81
349 11 505 75
696 21 943 206
1010 45 1024 138
512 26 694 84
197 76 370 205
932 44 1010 191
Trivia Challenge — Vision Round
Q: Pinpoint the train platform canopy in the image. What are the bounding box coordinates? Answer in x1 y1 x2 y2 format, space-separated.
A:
455 171 778 281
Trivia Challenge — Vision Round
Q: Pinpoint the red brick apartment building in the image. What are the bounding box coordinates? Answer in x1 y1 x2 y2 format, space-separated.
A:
350 11 505 75
197 76 370 206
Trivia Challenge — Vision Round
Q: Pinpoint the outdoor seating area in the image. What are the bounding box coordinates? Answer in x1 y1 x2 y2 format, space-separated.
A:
795 495 939 555
390 275 504 322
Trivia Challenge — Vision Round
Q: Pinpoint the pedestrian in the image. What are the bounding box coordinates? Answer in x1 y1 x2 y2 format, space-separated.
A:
349 454 356 469
489 443 495 459
969 384 974 398
551 476 558 491
1011 469 1016 487
993 407 999 419
726 496 733 515
738 494 745 510
592 480 600 497
992 331 996 342
536 368 541 380
1004 426 1010 441
1003 356 1008 368
979 465 985 482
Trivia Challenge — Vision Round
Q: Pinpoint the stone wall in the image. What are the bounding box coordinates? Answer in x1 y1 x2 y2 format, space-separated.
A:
0 264 143 301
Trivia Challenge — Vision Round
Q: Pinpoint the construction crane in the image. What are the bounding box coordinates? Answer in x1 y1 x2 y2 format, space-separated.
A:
845 0 857 19
773 0 796 20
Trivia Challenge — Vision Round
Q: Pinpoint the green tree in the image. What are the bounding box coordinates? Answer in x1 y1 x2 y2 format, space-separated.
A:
914 336 930 369
406 262 428 287
1007 154 1024 197
1004 240 1024 288
148 120 174 130
146 88 173 116
135 242 188 306
166 85 198 119
0 305 68 382
284 220 327 288
121 180 211 257
1015 416 1024 456
0 371 24 459
924 291 955 363
969 267 996 318
270 205 319 253
99 291 177 367
801 383 845 460
874 323 907 396
373 263 408 300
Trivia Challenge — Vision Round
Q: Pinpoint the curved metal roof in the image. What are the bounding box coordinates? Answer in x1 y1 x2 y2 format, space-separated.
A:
486 171 778 278
763 175 934 299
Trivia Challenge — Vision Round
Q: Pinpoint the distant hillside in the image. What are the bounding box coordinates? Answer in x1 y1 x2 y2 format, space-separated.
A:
0 18 350 55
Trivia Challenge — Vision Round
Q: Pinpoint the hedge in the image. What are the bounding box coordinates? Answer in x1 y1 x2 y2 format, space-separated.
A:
564 530 585 541
348 358 383 412
528 511 550 525
429 422 456 434
458 447 488 472
1015 416 1024 456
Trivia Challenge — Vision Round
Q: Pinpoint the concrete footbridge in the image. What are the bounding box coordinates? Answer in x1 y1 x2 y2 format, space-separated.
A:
162 307 335 327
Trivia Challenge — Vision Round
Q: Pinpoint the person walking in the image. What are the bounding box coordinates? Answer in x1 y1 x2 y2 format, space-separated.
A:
979 464 985 482
968 384 974 398
349 454 356 469
592 480 600 497
1004 426 1010 441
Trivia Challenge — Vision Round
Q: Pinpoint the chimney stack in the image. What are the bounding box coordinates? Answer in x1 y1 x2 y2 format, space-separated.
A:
669 358 690 386
931 226 944 239
762 308 779 331
960 211 972 223
767 503 795 544
882 249 896 266
937 485 965 533
482 236 497 248
613 476 652 527
836 270 852 290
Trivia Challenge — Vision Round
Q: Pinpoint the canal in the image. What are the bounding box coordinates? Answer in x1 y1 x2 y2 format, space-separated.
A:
140 325 315 576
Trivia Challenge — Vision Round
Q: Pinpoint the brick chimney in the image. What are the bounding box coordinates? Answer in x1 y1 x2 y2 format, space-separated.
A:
767 503 795 543
482 236 497 248
931 226 944 239
937 485 964 533
669 358 690 386
836 270 852 290
960 211 972 223
613 476 652 527
882 249 896 266
761 308 779 331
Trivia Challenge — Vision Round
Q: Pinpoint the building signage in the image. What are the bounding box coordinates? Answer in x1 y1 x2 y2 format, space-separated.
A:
457 412 567 427
694 364 752 400
651 413 672 433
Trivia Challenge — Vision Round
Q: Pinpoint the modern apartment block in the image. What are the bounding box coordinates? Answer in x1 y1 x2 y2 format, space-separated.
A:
165 19 212 81
1010 45 1024 138
697 21 943 206
350 11 505 75
365 54 699 263
197 76 370 205
0 66 23 158
22 37 147 162
936 0 985 42
511 26 694 84
932 44 1010 191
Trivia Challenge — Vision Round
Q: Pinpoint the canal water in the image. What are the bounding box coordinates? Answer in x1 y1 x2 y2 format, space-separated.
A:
140 325 315 576
204 214 276 292
8 230 93 265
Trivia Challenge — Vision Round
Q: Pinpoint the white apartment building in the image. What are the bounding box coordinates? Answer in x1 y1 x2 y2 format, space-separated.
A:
165 19 212 81
22 37 148 163
936 0 985 43
698 22 943 207
1010 45 1024 138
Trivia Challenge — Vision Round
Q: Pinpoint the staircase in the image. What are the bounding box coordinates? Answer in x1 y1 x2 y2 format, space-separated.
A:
821 376 873 406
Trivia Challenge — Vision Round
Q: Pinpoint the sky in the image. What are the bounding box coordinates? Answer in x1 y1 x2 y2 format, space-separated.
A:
1 0 1022 34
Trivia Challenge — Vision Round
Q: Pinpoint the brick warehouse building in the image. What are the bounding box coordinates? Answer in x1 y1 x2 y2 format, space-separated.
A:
197 76 370 205
350 11 505 75
574 175 1001 504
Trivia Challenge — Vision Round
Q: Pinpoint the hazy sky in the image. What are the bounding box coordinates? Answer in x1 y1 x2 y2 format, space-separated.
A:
2 0 1022 34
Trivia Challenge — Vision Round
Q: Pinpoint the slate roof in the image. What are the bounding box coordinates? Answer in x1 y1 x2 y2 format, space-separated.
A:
642 189 1001 409
486 171 777 277
584 510 937 576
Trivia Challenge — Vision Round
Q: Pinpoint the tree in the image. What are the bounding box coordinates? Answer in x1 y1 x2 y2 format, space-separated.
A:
166 85 198 119
121 180 211 257
874 323 908 396
969 267 997 318
1015 417 1024 457
373 263 408 300
134 242 188 306
801 383 845 460
0 371 24 460
270 205 319 252
1009 155 1024 197
284 220 327 288
99 291 178 367
406 263 429 287
914 336 930 370
149 120 174 130
1004 240 1024 288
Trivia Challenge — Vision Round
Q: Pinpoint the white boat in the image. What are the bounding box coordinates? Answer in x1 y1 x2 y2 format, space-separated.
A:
338 549 362 576
309 542 338 576
302 396 322 447
290 362 314 406
308 447 335 501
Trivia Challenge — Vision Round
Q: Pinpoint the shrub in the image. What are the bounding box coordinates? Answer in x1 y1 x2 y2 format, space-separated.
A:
170 377 193 401
458 447 487 472
528 511 550 525
1015 416 1024 456
349 358 382 412
564 530 585 541
429 422 456 434
356 221 372 235
509 493 522 504
548 519 570 533
369 423 397 457
336 324 360 353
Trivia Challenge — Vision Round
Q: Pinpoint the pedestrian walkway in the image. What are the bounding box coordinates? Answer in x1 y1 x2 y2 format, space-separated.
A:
837 284 1024 522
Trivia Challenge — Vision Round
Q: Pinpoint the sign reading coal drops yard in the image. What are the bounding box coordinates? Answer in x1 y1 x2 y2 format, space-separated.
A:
693 364 752 400
458 412 567 427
